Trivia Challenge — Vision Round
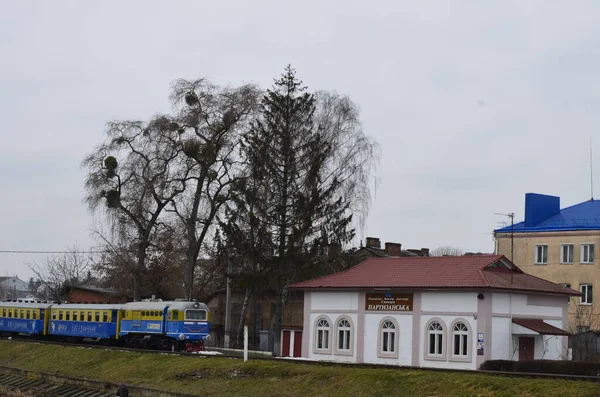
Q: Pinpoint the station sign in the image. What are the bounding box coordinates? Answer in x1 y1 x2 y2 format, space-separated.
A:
365 293 413 312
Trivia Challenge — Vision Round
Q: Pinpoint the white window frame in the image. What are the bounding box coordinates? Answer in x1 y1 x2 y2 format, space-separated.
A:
377 317 399 359
580 284 593 305
449 319 472 362
424 318 447 361
334 316 354 356
581 243 595 264
560 244 574 264
534 244 548 264
313 315 332 354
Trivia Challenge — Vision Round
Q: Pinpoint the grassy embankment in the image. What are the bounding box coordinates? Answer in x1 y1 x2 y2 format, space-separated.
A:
0 341 598 397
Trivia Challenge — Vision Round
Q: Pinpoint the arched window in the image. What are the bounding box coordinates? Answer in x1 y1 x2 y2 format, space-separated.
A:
452 322 468 356
377 317 399 358
313 316 332 354
337 318 351 352
428 321 444 355
424 318 447 360
449 319 472 362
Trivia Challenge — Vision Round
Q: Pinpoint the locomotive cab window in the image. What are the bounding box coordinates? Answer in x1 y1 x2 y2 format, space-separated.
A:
185 310 207 321
172 310 179 320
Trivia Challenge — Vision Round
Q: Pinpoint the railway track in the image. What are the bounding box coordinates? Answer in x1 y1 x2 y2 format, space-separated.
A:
3 336 600 385
0 371 113 397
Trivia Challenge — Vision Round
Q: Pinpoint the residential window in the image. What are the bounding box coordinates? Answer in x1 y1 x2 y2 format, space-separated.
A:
581 244 595 264
314 317 331 353
377 317 399 359
581 284 593 305
381 321 396 353
577 325 591 333
452 322 469 357
427 321 445 357
561 244 574 264
336 318 352 353
535 245 548 264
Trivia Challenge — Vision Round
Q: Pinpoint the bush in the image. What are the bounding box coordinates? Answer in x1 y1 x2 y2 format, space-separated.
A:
480 360 600 376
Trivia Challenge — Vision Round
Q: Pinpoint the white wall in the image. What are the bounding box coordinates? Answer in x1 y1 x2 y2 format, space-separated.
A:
493 293 563 317
363 313 413 366
491 317 511 360
307 311 358 363
418 314 477 370
421 292 477 313
492 293 510 314
310 292 359 311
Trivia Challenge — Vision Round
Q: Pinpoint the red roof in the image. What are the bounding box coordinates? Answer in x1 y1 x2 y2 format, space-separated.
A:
512 318 570 335
290 255 580 296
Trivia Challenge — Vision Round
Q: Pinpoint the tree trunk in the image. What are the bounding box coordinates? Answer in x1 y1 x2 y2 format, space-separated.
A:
134 242 147 301
235 288 252 348
270 283 289 356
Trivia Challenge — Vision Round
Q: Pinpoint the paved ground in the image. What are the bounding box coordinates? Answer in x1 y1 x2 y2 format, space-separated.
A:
0 372 114 397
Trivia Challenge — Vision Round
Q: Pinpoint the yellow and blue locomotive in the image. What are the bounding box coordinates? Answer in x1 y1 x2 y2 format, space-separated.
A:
0 299 210 351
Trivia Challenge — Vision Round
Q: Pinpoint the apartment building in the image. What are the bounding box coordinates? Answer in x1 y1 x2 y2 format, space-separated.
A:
494 193 600 332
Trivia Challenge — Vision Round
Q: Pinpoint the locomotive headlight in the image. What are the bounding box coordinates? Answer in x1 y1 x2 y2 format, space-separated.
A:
179 334 185 340
205 334 212 341
193 302 199 308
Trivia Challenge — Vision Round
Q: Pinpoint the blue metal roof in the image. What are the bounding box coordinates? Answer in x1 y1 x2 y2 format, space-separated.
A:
494 194 600 233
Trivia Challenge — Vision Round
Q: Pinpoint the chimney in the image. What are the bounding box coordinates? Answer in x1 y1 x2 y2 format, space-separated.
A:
524 193 560 227
421 248 429 257
327 242 342 258
384 242 402 257
365 237 381 248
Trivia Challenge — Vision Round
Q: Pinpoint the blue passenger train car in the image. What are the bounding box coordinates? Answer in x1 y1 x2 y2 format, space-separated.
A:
48 304 122 340
120 301 210 349
0 301 51 336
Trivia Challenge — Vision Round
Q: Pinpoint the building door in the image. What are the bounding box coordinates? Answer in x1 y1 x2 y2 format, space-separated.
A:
282 330 291 357
293 331 302 357
519 337 535 361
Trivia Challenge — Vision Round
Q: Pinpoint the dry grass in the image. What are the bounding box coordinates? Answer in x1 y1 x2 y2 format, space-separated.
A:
0 341 598 397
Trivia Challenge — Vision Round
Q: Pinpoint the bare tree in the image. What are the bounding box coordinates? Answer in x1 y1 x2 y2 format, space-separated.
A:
167 78 260 300
82 116 187 300
27 247 92 301
430 246 464 257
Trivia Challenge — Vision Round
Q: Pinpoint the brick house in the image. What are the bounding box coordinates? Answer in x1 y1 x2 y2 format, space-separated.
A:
67 285 126 303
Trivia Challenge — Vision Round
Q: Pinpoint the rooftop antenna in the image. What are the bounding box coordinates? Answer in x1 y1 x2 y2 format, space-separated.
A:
590 137 594 201
494 212 515 262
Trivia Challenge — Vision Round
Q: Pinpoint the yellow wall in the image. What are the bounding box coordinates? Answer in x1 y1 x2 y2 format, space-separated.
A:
496 231 600 330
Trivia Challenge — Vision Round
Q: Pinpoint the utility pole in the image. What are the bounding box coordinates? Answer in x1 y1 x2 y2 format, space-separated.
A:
495 212 515 262
224 259 232 349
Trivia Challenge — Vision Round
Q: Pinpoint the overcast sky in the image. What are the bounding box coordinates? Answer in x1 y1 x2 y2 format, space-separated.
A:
1 1 599 280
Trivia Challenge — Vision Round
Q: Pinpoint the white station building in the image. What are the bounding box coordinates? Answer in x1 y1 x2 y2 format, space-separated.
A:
290 254 579 369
